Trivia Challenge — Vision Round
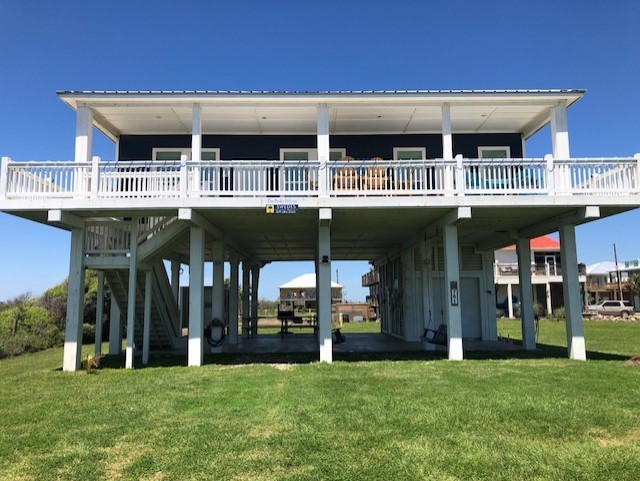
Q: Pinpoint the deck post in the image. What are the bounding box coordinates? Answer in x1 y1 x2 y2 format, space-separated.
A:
545 282 552 316
442 103 454 194
250 264 260 336
142 270 152 365
0 156 10 199
125 219 139 369
443 224 463 360
421 238 435 351
229 252 239 344
188 226 205 366
90 156 101 198
559 224 586 360
317 105 330 197
481 250 498 341
517 238 536 350
212 240 225 352
108 293 122 355
170 260 180 303
62 227 86 372
180 154 188 197
94 271 105 356
507 283 514 319
242 261 250 337
318 208 333 363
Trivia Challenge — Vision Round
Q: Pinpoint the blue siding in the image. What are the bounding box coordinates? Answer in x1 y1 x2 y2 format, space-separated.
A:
119 133 523 161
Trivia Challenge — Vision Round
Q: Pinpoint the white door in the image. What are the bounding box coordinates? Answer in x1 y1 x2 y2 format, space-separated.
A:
431 277 481 339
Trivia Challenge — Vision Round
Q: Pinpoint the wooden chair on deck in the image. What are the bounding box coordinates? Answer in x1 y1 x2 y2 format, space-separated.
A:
333 156 359 192
362 157 388 193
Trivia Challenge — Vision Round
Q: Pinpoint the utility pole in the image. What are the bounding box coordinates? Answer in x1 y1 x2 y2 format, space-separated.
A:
336 268 339 284
614 243 623 300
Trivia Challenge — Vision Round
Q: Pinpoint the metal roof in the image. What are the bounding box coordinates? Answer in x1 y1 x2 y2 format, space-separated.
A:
57 89 586 96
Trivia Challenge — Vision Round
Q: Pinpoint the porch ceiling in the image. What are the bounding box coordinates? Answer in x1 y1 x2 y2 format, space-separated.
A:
58 90 584 140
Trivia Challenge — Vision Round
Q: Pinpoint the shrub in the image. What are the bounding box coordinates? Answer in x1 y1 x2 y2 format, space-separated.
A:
0 305 62 358
552 307 565 320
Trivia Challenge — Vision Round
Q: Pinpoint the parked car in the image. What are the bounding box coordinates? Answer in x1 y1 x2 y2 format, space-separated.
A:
584 300 634 318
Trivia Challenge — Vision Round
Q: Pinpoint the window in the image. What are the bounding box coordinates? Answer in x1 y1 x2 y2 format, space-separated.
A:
478 146 511 159
393 147 426 160
152 148 220 161
279 148 346 161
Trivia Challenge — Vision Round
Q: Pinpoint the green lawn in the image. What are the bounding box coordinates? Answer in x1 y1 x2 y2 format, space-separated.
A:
259 320 381 336
0 321 639 480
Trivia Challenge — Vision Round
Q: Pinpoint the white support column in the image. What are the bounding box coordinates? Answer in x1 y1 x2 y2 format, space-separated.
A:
212 240 224 352
94 271 105 356
545 282 552 315
229 252 240 344
171 260 180 303
142 270 152 365
551 101 570 159
108 294 122 355
421 238 435 351
74 106 93 163
125 219 139 369
317 105 330 197
90 156 101 198
188 226 205 366
559 224 587 360
242 261 250 337
517 239 536 350
318 208 333 363
441 103 453 160
507 283 514 319
62 227 86 372
191 105 202 196
443 225 463 360
442 103 454 194
114 137 120 162
250 264 260 336
481 250 498 341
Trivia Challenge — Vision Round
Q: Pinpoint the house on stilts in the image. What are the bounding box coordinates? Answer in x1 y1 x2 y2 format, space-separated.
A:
1 89 638 371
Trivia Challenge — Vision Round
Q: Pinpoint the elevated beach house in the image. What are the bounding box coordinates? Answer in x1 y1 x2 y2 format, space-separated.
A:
1 89 638 371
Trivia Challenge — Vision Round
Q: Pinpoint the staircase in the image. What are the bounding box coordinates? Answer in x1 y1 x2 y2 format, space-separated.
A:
105 260 182 350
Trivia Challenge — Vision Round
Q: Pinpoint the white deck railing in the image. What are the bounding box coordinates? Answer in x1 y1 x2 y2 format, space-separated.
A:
1 155 639 200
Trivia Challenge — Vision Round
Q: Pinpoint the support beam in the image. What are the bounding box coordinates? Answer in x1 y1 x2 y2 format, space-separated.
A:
318 208 333 363
171 260 180 303
424 207 471 240
74 105 93 163
188 226 205 366
443 224 463 360
48 210 84 230
559 224 586 360
142 270 152 365
125 219 139 369
108 294 122 355
517 239 536 350
94 271 105 356
250 264 260 336
212 239 225 352
545 282 552 316
62 228 86 372
317 105 330 197
178 208 249 260
229 253 239 344
551 101 570 159
242 261 250 337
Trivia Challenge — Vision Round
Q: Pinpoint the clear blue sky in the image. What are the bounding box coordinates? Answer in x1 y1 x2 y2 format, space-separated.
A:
1 0 639 302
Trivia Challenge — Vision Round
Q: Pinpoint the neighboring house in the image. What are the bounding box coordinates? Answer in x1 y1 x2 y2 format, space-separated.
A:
585 261 625 303
1 88 639 371
494 235 587 317
278 273 342 311
362 266 380 320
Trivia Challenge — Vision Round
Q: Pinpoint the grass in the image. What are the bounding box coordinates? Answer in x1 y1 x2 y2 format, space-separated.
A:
0 321 639 480
258 320 381 336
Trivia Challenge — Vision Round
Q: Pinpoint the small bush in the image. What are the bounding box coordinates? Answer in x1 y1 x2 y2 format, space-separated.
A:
552 307 565 320
82 323 95 343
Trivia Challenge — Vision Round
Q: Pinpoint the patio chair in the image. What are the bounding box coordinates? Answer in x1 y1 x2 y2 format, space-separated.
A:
333 156 359 191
